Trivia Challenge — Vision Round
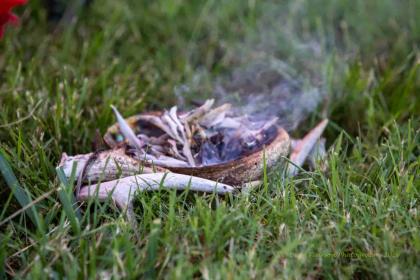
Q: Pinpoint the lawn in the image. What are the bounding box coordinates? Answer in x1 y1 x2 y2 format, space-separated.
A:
0 0 419 278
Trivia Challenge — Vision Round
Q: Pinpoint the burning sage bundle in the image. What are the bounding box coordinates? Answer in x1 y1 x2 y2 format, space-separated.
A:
58 99 327 215
107 99 280 168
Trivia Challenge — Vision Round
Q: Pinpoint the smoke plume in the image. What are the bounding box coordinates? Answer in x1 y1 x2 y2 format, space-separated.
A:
176 1 331 132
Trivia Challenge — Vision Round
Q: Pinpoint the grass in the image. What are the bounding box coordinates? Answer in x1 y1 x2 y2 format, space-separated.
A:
0 0 419 278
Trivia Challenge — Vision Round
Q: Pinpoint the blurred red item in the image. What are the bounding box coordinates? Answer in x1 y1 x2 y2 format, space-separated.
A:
0 0 27 38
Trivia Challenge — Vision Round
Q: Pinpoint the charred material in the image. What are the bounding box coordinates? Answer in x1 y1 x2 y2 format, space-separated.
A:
106 100 282 168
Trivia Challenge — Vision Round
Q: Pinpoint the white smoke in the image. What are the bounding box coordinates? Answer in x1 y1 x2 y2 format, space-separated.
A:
176 1 332 132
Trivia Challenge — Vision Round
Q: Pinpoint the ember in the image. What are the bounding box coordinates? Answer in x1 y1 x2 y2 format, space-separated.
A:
110 99 279 168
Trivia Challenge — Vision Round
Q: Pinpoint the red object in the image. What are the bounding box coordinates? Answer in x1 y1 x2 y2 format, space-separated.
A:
0 0 27 38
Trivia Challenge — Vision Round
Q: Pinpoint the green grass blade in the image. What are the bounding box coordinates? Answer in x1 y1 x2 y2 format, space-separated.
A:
56 166 81 234
0 149 36 225
56 165 81 219
0 232 11 278
263 149 268 191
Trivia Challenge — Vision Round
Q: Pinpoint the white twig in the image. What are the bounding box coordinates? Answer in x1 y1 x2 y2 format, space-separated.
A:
167 139 187 160
199 103 232 127
111 105 144 150
258 117 279 132
162 112 183 143
138 115 178 140
164 107 196 166
131 151 189 167
77 172 234 210
58 149 160 183
180 99 215 122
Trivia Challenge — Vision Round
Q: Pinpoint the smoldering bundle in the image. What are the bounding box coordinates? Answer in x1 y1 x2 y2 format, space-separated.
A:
110 99 279 168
